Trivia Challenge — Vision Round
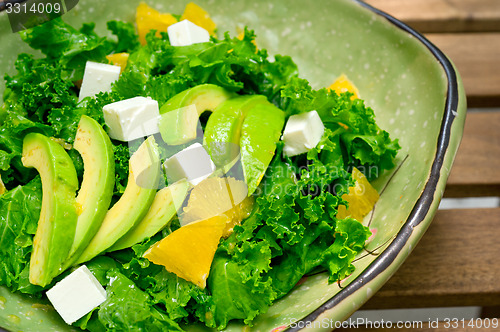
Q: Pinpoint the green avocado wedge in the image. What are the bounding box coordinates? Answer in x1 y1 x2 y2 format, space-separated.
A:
21 133 78 287
203 95 268 167
63 115 115 268
159 84 235 145
0 173 5 196
109 179 189 251
75 136 160 264
204 95 284 194
240 103 285 195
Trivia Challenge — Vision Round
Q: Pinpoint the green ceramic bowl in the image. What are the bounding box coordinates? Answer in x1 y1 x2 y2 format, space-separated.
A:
0 0 466 331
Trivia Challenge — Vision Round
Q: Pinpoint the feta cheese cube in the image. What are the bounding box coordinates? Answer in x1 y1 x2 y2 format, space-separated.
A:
78 61 121 101
163 143 216 186
282 110 325 157
167 19 210 46
46 266 106 325
103 96 160 141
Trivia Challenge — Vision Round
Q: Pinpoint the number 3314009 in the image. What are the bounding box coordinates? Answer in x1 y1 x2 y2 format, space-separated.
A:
5 2 62 14
443 318 498 329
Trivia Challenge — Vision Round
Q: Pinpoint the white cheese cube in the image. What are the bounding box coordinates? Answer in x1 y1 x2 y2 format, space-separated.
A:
167 20 210 47
282 110 325 157
78 61 121 101
163 143 216 186
103 96 160 141
46 266 106 325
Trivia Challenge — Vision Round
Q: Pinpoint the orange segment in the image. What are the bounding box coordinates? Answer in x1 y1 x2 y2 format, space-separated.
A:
181 176 254 236
180 2 216 36
136 2 178 45
337 167 379 221
144 176 254 288
328 74 360 100
143 215 227 289
106 53 129 72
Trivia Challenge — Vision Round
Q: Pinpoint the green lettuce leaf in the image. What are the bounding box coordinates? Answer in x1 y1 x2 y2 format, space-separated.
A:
97 269 183 331
207 251 276 329
0 177 43 295
20 18 112 81
4 54 76 125
116 28 300 104
278 77 400 178
0 112 53 187
323 218 372 283
107 20 140 54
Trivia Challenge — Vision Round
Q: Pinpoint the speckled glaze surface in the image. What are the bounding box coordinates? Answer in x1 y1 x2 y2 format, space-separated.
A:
0 0 466 331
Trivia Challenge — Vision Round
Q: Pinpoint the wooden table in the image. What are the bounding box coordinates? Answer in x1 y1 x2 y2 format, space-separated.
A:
338 1 500 330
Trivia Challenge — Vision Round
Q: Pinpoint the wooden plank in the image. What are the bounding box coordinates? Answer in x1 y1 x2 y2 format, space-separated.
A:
425 33 500 108
364 0 500 33
445 112 500 197
361 208 500 309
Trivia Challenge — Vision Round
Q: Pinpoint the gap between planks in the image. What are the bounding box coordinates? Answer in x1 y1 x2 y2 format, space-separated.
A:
360 208 500 310
444 112 500 198
425 33 500 108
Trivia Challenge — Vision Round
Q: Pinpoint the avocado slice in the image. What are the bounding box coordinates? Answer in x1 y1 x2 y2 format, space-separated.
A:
109 179 189 251
240 103 285 195
0 174 5 196
159 84 235 145
75 136 160 264
203 95 268 167
21 133 79 287
205 95 284 194
63 115 115 267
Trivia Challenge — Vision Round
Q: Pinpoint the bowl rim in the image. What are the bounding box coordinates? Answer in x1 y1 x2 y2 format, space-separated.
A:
289 0 461 329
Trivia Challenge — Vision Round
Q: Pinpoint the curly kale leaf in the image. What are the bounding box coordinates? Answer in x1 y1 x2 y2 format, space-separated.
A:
20 18 112 81
107 20 140 53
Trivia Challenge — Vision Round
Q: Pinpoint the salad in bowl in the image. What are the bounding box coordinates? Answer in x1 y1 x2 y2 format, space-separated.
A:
0 2 404 331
